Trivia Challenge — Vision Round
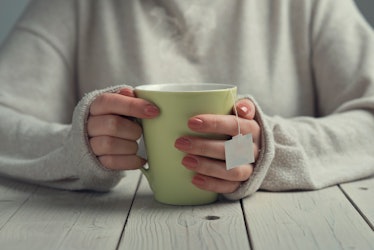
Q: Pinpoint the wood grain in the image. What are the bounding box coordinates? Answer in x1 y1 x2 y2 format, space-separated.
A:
340 176 374 230
118 176 251 250
0 171 141 250
242 186 374 250
0 177 39 229
1 173 372 250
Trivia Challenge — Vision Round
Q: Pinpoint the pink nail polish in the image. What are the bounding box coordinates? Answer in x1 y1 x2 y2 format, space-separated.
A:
188 118 203 129
144 105 159 116
175 137 192 149
192 176 205 186
238 105 248 114
182 156 198 168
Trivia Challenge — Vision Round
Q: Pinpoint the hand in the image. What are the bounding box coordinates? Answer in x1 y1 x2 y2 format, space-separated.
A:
174 99 261 194
87 88 159 170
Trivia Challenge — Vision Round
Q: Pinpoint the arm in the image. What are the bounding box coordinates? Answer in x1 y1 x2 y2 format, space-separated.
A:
0 87 125 191
225 0 374 199
0 0 123 191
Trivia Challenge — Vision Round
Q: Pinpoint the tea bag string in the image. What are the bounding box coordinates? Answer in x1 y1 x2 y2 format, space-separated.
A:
230 89 241 136
225 88 255 170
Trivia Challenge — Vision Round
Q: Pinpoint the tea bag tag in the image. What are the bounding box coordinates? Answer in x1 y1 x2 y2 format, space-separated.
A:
225 134 255 170
137 136 148 160
225 89 255 170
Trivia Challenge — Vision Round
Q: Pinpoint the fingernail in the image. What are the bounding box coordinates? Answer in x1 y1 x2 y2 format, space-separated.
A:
118 88 134 97
238 105 248 114
182 156 198 168
188 117 203 129
192 175 205 186
144 104 159 116
175 137 192 149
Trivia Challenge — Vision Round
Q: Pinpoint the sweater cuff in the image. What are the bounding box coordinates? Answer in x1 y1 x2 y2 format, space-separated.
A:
223 95 275 200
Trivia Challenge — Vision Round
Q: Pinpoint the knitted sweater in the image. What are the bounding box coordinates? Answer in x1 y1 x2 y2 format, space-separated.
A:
0 0 373 199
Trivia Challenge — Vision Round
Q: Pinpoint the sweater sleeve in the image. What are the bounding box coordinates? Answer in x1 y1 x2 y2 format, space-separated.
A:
0 0 125 191
0 87 126 191
224 0 374 200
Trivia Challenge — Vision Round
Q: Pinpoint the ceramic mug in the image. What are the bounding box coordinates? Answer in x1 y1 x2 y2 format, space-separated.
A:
134 83 237 205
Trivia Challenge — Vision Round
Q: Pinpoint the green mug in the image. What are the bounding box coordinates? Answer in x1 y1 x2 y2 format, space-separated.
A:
134 83 237 205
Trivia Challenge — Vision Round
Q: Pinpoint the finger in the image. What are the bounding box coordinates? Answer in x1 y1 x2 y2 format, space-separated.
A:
90 136 138 156
117 88 135 97
234 99 256 120
90 93 159 119
175 136 261 161
253 143 261 161
191 174 242 194
175 136 226 160
182 155 254 181
98 155 146 170
87 115 142 140
188 115 261 144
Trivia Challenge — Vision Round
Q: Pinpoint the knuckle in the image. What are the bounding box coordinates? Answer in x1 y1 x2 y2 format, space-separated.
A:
89 137 101 155
105 116 121 134
202 115 222 133
101 137 114 152
198 143 208 156
125 120 142 139
91 136 114 155
231 169 243 180
86 117 95 135
99 156 115 169
94 93 110 107
212 117 218 130
90 93 111 115
254 144 260 160
203 161 220 177
230 167 251 181
253 120 261 132
133 125 143 139
128 141 139 154
242 119 260 135
227 182 241 193
198 145 205 155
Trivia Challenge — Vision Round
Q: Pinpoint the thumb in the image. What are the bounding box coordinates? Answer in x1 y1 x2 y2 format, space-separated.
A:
234 99 256 120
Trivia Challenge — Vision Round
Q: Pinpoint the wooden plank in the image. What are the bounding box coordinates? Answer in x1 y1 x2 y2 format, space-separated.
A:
118 176 250 250
0 177 39 229
242 186 374 250
340 176 374 230
0 170 141 250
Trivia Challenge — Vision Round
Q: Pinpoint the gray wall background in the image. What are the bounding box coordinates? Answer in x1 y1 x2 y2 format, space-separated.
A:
0 0 373 46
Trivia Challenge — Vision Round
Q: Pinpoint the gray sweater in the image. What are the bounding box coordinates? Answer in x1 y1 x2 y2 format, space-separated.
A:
0 0 373 200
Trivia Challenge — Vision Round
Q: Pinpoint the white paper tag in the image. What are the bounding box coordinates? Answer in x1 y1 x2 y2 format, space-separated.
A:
137 136 148 160
225 134 255 170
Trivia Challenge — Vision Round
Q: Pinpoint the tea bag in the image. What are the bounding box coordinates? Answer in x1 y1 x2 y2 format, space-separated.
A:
225 91 255 170
225 133 254 170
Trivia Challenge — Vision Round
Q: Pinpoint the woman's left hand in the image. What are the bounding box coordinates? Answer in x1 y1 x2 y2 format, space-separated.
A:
174 99 261 194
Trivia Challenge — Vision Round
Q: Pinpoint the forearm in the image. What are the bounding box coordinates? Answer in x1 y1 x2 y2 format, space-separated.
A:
0 86 128 191
262 109 374 190
224 98 374 200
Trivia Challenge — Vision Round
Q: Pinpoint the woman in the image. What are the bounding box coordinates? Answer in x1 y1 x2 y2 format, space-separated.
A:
0 0 373 200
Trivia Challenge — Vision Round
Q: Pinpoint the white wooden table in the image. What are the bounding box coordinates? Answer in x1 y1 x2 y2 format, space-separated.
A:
0 171 373 250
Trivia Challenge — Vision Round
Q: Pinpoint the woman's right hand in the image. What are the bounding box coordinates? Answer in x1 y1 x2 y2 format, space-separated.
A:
87 88 159 170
